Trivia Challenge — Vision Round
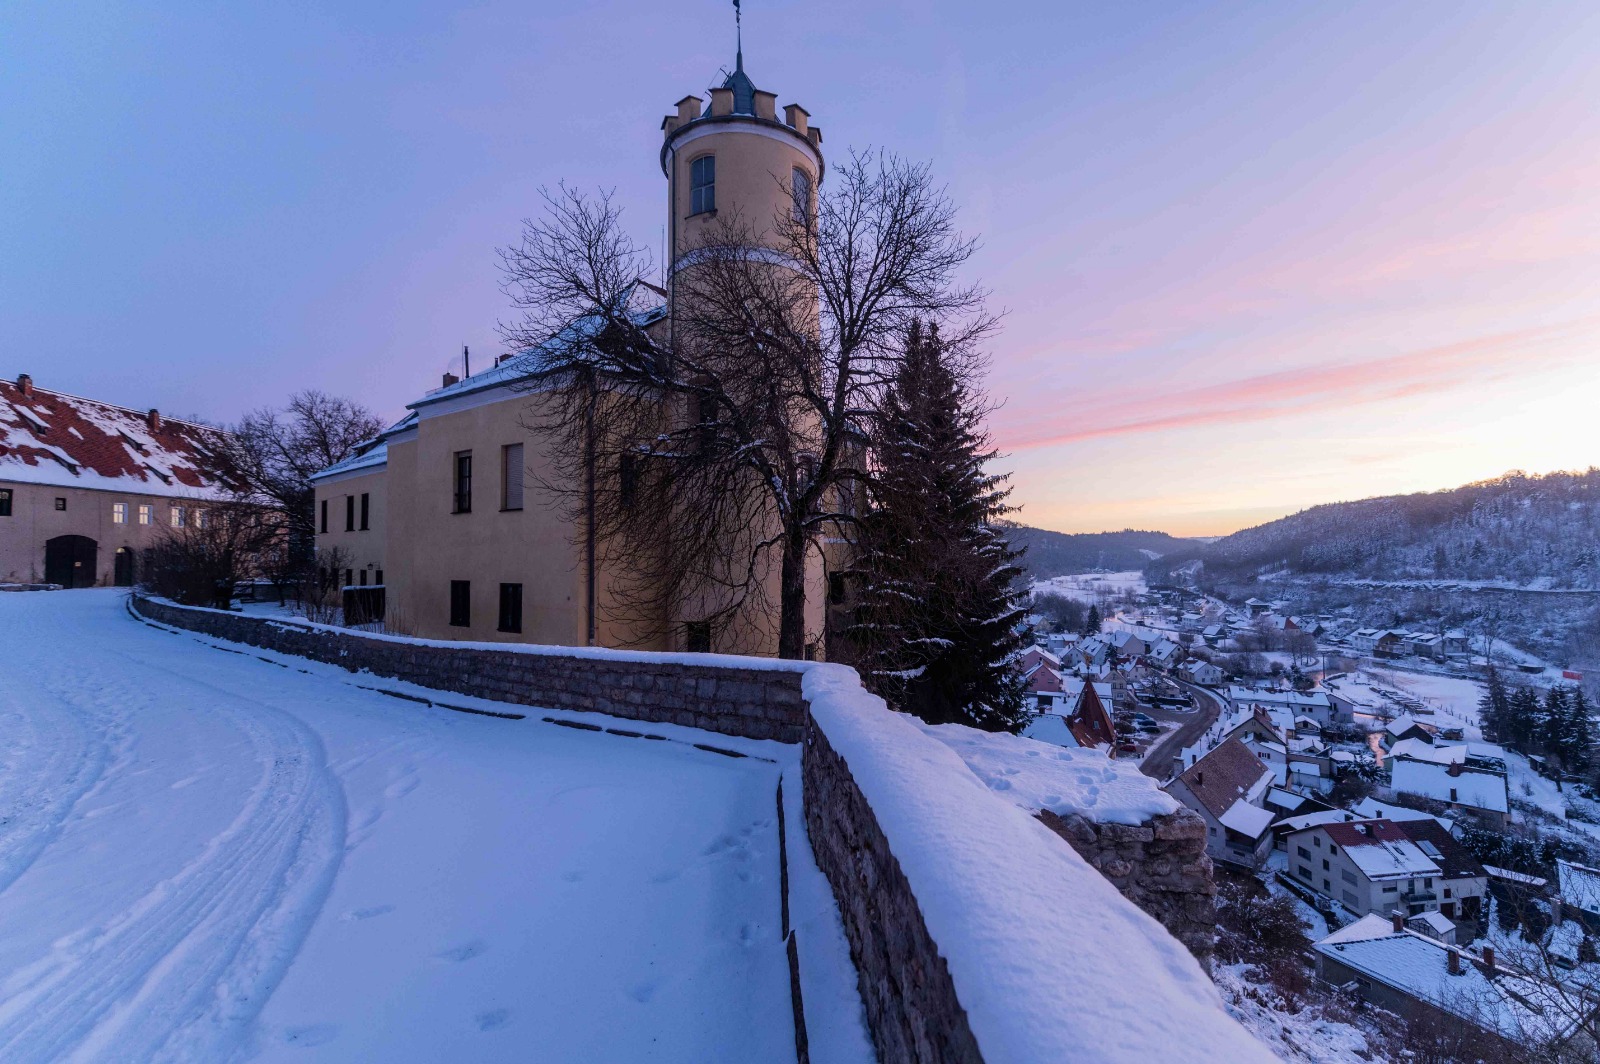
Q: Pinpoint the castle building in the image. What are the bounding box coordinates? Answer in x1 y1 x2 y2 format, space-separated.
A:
0 374 231 587
314 51 829 654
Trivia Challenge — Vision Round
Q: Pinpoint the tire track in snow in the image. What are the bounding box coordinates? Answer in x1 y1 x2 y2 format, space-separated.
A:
0 683 114 898
0 607 346 1064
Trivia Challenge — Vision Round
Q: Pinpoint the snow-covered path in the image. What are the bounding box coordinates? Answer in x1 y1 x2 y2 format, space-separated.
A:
0 590 801 1063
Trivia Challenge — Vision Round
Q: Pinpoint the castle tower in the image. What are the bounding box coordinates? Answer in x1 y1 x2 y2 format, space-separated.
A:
659 49 823 270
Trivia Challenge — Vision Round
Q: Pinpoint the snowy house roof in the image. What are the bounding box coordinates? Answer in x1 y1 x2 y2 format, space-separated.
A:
1314 924 1577 1044
1167 738 1273 822
1350 797 1455 831
0 377 234 499
1390 759 1509 815
1319 820 1439 880
310 412 416 483
1217 800 1275 839
1020 713 1080 749
1407 910 1455 938
1277 808 1359 833
1559 860 1600 917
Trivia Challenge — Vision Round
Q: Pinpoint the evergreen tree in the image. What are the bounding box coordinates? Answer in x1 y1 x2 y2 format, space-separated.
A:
1540 686 1569 757
1479 670 1512 744
1569 687 1596 781
1507 685 1542 751
1084 604 1102 636
847 321 1029 731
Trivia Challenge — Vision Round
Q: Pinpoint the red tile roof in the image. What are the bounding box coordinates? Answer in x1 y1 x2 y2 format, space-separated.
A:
0 377 234 499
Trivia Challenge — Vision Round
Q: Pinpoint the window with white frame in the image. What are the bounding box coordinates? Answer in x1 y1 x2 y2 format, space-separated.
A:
112 502 128 524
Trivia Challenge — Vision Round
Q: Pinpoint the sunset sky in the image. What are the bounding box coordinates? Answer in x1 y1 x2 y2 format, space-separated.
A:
6 2 1598 536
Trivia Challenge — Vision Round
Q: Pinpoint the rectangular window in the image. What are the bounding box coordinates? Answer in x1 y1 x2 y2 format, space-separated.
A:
1342 870 1357 885
449 580 471 627
375 569 384 586
618 453 638 510
1322 859 1330 872
320 499 328 533
0 488 10 517
358 569 368 587
138 503 152 525
345 495 355 532
502 444 524 510
690 154 715 215
1297 846 1311 860
1296 866 1311 881
685 620 712 653
344 568 353 587
55 497 67 511
1382 884 1398 894
1342 890 1359 907
1313 836 1322 847
170 506 185 527
498 583 523 634
112 502 128 524
453 452 473 513
360 492 370 530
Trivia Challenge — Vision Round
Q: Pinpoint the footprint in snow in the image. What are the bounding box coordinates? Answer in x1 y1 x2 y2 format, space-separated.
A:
629 982 657 1003
436 940 487 963
283 1024 338 1047
342 904 395 922
476 1008 511 1031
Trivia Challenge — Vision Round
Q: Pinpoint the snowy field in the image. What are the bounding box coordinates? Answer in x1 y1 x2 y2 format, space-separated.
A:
1032 570 1147 605
0 590 864 1063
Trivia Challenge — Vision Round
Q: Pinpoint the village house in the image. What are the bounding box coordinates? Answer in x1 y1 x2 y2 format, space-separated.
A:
1164 738 1276 869
1285 819 1486 923
1314 914 1594 1056
1557 860 1600 934
0 375 232 587
1180 658 1223 686
1389 757 1510 830
312 54 833 654
1021 679 1119 756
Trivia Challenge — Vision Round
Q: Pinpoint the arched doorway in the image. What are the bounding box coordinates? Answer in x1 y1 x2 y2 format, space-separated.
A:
113 547 134 587
44 535 98 589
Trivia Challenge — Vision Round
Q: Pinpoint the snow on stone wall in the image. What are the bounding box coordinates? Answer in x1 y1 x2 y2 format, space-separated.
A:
136 594 1270 1063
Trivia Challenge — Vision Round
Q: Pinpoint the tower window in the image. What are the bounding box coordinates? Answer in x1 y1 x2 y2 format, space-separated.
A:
345 494 355 532
0 489 10 517
501 443 524 511
690 155 715 215
359 492 370 530
791 167 812 223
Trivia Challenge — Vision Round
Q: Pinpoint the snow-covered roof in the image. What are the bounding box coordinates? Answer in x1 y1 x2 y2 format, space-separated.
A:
1350 797 1455 831
1315 924 1576 1043
0 377 233 499
409 293 667 412
1217 800 1275 839
310 412 416 483
1390 759 1509 815
1020 713 1079 749
1322 820 1439 880
1558 860 1600 916
1225 686 1332 709
1385 714 1430 738
1408 910 1454 937
1277 808 1359 833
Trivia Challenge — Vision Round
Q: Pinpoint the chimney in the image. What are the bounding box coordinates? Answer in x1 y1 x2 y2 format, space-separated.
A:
1391 910 1405 934
16 373 32 396
1447 762 1463 777
676 95 702 123
147 409 161 432
784 103 810 135
1194 771 1203 786
1447 947 1462 976
1481 945 1495 969
442 372 460 388
752 89 777 121
709 87 735 117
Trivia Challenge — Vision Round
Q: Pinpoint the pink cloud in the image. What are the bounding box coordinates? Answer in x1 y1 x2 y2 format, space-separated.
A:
1000 320 1594 450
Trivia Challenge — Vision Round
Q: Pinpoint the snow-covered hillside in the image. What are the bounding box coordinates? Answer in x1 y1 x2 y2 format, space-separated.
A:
0 590 870 1063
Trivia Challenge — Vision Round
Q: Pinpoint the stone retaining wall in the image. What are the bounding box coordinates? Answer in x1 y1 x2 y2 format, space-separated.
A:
802 718 985 1064
132 595 805 742
1038 808 1217 969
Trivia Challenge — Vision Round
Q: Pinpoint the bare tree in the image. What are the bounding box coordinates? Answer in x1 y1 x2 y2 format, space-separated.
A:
223 391 384 563
498 154 993 658
140 499 280 609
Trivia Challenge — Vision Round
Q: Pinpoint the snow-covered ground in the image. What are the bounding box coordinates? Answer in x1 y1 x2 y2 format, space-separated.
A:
0 590 869 1063
1033 570 1147 605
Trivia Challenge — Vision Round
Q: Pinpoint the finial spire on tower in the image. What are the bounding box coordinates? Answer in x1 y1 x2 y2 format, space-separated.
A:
734 0 743 71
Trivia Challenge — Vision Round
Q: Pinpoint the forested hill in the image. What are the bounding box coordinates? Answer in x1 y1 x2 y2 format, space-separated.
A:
1005 526 1198 579
1147 469 1600 589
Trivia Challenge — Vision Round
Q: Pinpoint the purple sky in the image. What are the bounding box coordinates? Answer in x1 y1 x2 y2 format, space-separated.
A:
6 2 1598 536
